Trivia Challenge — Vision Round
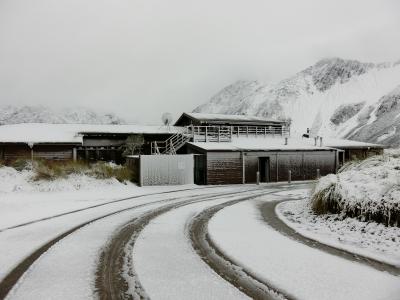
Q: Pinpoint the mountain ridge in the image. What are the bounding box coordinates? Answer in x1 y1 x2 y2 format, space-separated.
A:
194 57 400 146
0 105 126 125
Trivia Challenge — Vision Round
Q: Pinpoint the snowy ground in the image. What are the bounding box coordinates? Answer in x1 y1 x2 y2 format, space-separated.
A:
208 192 400 300
277 199 400 267
0 164 203 229
6 201 179 299
0 182 197 230
133 197 251 300
1 182 399 300
0 184 231 282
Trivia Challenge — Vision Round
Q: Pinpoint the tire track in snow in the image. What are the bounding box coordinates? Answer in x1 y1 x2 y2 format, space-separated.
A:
260 199 400 276
0 188 254 300
189 198 295 300
0 186 223 233
95 188 272 300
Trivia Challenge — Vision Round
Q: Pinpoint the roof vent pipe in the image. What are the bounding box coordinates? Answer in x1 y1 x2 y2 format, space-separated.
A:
314 137 318 146
320 137 323 147
285 137 288 145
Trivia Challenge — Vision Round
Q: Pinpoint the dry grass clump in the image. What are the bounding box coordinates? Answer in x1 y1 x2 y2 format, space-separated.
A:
32 160 87 181
310 180 338 215
88 162 133 182
31 160 133 183
9 159 31 171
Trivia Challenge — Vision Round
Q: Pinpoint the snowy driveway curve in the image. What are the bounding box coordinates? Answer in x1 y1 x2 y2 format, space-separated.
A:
1 183 399 300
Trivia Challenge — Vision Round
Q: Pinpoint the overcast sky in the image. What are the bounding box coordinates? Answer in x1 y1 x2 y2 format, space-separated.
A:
0 0 399 124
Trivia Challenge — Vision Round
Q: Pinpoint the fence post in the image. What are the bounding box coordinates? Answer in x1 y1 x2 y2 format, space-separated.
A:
72 148 77 161
288 170 292 184
317 169 320 179
256 171 260 185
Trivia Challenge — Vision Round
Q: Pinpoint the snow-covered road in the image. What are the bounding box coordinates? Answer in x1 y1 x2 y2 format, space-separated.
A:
208 192 400 300
1 183 399 300
0 185 244 298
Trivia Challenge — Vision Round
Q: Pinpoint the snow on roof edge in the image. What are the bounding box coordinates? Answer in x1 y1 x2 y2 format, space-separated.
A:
181 112 284 124
0 123 180 145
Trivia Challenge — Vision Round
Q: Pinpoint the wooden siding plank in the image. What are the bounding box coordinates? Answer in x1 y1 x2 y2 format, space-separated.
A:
206 152 242 184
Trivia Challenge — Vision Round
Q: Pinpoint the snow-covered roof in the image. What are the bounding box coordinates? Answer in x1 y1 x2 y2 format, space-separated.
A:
188 136 384 152
319 137 385 149
176 112 284 125
189 137 333 152
0 123 180 145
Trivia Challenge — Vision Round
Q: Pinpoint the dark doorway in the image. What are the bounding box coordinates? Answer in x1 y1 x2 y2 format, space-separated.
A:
338 151 345 168
194 154 206 185
258 157 270 182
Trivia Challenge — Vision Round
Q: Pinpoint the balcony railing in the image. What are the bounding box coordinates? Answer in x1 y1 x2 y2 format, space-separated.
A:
151 125 290 154
191 125 289 143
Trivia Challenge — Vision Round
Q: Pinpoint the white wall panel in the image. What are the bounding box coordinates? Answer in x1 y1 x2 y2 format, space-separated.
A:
140 154 194 186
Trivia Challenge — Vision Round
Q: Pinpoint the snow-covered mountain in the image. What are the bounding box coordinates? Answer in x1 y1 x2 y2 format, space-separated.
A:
0 105 126 125
194 58 400 146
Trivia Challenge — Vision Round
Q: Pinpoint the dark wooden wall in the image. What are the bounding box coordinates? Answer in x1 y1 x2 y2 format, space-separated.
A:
206 152 243 184
1 144 31 161
33 145 74 160
0 144 74 161
244 150 337 183
204 150 337 185
83 133 174 155
344 148 383 161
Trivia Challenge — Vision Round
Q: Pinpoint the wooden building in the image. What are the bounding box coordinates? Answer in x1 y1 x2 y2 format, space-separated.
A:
0 123 178 163
171 113 384 185
183 139 339 185
0 113 385 186
0 143 78 162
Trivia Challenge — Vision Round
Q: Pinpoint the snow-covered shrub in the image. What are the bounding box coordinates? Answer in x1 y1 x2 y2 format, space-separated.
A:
310 150 400 227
